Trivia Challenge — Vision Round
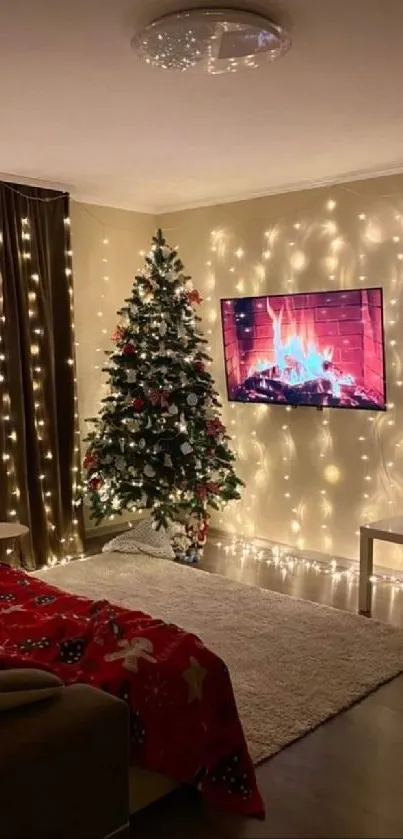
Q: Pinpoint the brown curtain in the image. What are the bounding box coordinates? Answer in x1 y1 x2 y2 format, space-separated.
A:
0 181 83 569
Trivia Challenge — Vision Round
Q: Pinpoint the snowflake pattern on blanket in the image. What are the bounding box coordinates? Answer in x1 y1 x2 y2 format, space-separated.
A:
0 562 264 818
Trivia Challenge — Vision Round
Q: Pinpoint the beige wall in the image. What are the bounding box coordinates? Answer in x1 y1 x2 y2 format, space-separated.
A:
70 201 155 531
71 176 403 569
160 175 403 570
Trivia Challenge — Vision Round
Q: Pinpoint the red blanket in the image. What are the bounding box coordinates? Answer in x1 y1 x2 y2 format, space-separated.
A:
0 562 264 818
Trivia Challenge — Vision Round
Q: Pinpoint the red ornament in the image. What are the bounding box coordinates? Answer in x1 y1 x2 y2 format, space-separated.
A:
194 361 205 374
206 481 221 496
148 389 170 408
206 418 225 437
132 397 145 412
88 476 103 491
197 518 209 547
188 289 203 305
161 388 170 408
83 451 98 470
112 325 125 343
196 484 208 502
148 390 161 406
123 342 136 355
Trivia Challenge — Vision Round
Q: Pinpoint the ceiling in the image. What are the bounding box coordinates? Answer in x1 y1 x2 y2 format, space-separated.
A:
1 0 403 213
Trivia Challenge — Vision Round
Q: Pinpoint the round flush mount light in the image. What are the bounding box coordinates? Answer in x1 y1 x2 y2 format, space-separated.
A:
131 8 291 74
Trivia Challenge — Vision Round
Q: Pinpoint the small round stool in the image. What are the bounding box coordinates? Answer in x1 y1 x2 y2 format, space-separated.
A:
0 522 29 564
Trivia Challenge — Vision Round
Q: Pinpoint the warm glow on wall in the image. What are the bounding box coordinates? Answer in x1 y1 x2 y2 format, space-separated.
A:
159 180 403 571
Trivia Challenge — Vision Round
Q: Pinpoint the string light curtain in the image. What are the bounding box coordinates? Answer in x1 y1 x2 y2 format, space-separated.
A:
0 181 83 569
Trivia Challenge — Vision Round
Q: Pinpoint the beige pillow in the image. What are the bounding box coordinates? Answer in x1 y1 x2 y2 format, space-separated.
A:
0 669 64 711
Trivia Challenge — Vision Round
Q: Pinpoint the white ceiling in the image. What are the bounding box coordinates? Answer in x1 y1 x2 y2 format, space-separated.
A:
1 0 403 213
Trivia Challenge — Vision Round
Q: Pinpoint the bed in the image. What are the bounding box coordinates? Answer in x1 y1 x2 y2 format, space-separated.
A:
0 561 264 818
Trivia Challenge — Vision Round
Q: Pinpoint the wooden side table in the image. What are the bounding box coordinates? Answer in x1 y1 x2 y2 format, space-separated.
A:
359 516 403 616
0 522 29 564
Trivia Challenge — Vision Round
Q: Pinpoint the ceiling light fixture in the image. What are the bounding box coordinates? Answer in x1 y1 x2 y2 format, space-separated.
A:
131 8 291 74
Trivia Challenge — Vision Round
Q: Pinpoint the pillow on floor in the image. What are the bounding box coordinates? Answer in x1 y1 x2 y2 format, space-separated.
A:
103 518 175 560
0 669 64 711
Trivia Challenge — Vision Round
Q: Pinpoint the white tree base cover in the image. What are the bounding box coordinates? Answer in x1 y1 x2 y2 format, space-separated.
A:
102 518 175 560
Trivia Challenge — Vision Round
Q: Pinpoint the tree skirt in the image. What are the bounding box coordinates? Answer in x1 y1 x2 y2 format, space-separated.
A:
102 520 175 560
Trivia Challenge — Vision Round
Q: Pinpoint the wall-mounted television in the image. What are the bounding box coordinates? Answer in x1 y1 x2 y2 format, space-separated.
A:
221 288 387 411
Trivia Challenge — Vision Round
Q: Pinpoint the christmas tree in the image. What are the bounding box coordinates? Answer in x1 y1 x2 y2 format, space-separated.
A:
82 229 243 555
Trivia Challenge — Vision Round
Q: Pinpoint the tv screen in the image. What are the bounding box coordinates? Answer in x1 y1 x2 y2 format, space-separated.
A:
221 288 387 410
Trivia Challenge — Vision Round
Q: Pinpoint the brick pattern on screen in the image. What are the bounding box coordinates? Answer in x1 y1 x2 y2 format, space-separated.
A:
222 303 241 392
362 289 383 395
222 290 384 396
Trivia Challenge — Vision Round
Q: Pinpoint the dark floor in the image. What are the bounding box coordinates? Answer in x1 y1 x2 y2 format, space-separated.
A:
87 531 403 838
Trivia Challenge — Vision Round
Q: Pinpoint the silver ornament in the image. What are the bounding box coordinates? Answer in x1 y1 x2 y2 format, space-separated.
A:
180 442 193 456
144 464 156 478
187 393 198 407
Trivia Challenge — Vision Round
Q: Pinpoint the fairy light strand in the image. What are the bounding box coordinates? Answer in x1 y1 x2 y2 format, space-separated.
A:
204 193 403 572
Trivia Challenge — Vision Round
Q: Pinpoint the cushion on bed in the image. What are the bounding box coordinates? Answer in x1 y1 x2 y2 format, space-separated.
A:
0 668 64 711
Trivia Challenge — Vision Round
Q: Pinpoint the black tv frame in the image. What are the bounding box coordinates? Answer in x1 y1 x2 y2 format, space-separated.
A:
220 287 387 412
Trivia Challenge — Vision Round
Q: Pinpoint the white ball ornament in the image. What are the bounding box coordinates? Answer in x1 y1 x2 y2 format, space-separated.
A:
144 464 156 478
187 393 198 407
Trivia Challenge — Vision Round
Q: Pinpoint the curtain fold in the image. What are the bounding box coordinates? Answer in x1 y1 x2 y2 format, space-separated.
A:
0 181 83 569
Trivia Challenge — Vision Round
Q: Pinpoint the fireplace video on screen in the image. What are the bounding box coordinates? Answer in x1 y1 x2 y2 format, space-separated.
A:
221 288 386 410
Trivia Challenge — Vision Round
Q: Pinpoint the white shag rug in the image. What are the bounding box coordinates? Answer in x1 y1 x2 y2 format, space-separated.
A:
38 552 403 765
